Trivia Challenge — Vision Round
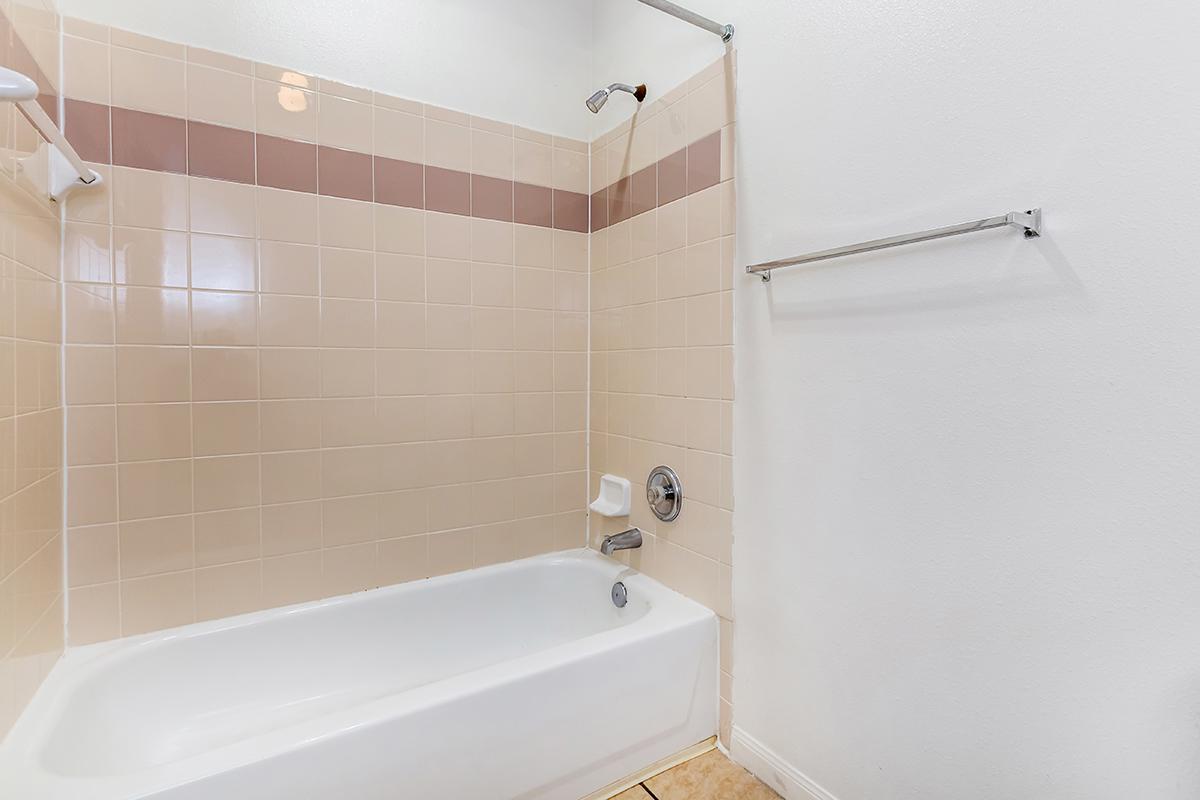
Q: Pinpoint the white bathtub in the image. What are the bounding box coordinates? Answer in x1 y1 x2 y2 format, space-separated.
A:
0 549 718 799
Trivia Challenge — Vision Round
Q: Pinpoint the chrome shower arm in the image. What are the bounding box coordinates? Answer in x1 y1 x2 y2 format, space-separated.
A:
607 83 643 97
607 83 647 103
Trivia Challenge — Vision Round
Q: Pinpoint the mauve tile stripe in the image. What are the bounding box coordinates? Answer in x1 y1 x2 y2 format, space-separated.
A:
257 134 317 193
553 190 589 233
608 177 631 226
188 121 255 184
425 166 471 216
472 174 513 222
64 99 111 165
657 147 687 207
374 157 423 209
111 107 187 174
631 163 657 218
590 188 608 233
53 96 727 232
318 145 373 202
686 130 721 195
515 182 552 228
590 129 726 230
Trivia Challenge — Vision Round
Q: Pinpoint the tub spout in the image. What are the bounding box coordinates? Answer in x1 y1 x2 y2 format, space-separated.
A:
600 527 643 557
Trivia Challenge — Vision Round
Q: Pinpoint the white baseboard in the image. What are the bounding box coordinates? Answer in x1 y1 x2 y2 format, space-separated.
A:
730 726 841 800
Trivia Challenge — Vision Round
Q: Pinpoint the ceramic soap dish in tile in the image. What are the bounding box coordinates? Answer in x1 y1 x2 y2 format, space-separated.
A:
589 474 631 517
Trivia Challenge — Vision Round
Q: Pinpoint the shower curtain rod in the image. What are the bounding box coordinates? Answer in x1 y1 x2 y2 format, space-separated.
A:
635 0 734 42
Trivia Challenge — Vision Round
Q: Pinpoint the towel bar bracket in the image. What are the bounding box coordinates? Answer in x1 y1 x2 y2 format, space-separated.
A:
1008 208 1042 238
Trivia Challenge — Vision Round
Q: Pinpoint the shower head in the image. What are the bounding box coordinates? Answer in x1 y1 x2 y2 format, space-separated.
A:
585 89 610 114
586 83 647 114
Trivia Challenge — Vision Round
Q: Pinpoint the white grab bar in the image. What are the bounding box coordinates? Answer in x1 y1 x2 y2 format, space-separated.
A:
0 64 101 201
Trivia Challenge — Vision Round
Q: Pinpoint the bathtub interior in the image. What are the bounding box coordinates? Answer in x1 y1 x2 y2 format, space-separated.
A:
37 554 652 779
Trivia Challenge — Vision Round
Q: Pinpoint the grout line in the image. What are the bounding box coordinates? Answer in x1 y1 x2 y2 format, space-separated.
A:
105 21 123 639
583 96 593 552
640 782 662 800
0 473 65 587
183 50 198 629
1 566 65 661
251 84 265 607
57 5 71 649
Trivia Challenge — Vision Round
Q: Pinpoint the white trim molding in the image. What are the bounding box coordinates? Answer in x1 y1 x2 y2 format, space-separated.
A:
730 727 841 800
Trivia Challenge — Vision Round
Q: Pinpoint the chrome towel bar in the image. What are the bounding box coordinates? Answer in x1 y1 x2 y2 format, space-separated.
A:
745 208 1042 282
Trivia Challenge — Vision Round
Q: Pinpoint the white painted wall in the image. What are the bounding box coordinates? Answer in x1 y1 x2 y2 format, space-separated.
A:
59 0 595 139
599 1 1200 798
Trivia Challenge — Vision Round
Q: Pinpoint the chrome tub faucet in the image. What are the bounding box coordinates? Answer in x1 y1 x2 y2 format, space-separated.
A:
600 527 643 557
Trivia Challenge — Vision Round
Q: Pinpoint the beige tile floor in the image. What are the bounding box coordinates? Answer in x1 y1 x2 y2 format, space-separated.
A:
614 749 780 800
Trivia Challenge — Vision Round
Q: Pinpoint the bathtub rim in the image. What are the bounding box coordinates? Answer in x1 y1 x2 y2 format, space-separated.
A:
53 547 668 668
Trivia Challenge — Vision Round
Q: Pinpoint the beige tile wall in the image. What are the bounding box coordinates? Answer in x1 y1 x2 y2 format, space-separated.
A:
56 18 739 751
0 0 65 740
62 22 589 645
588 54 737 745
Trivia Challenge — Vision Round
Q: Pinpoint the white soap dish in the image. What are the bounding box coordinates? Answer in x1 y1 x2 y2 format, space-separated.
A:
589 474 631 517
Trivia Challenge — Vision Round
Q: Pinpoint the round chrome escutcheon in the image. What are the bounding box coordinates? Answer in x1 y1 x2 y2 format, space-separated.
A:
611 581 628 608
646 465 683 522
